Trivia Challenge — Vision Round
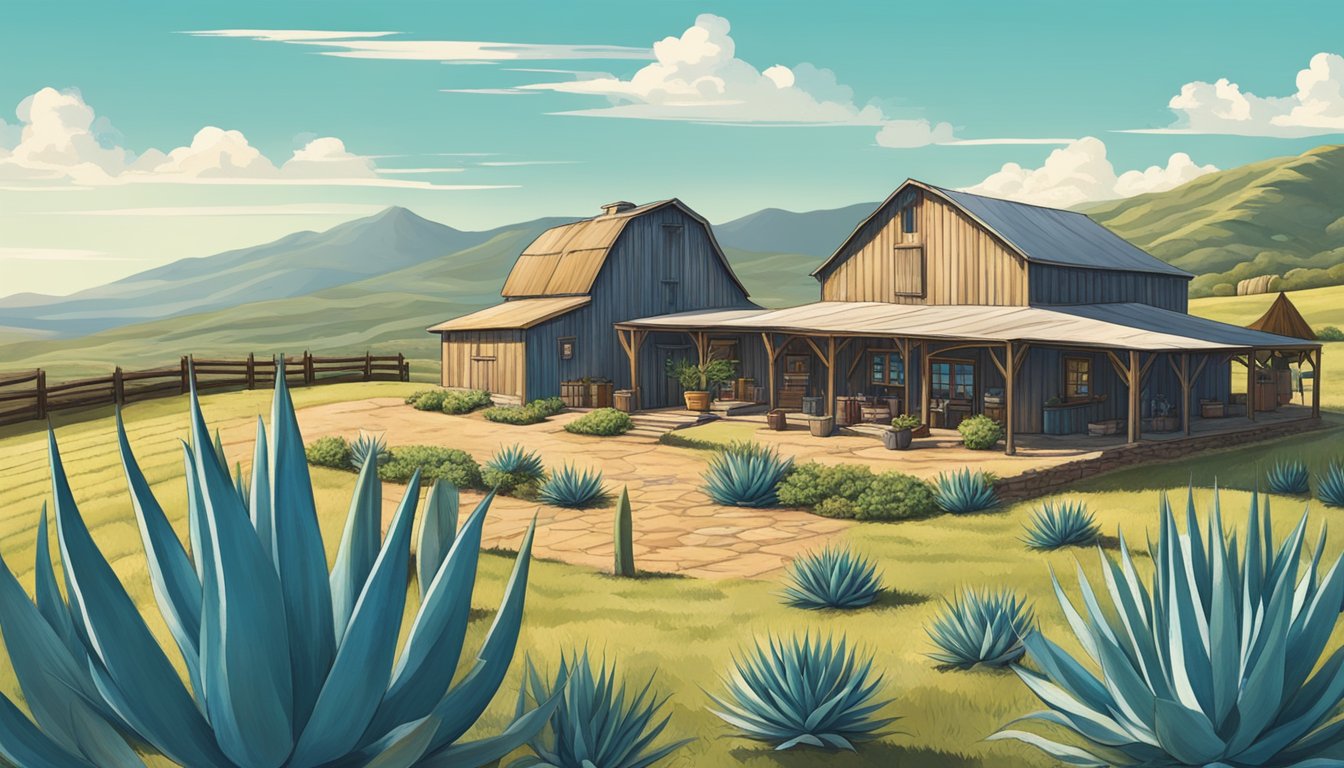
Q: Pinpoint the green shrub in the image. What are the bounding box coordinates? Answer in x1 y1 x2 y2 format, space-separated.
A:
890 414 920 431
529 396 566 417
813 496 859 519
405 389 445 409
957 414 1002 450
484 404 548 425
564 407 633 436
379 445 482 488
853 472 938 521
776 463 875 508
305 435 351 469
1318 325 1344 341
442 389 493 415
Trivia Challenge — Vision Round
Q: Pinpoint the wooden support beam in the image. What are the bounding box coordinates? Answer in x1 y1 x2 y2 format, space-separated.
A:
921 341 932 427
1013 342 1030 372
1127 349 1141 444
771 335 800 361
1179 353 1191 435
761 333 777 411
1138 353 1156 383
803 336 828 366
1004 341 1017 455
1246 348 1257 423
1106 350 1130 381
1313 347 1323 418
987 345 1007 379
899 338 912 418
826 336 838 418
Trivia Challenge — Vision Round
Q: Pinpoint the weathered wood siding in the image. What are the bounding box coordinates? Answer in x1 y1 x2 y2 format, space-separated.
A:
1028 264 1190 312
440 330 526 398
523 205 756 404
820 189 1029 305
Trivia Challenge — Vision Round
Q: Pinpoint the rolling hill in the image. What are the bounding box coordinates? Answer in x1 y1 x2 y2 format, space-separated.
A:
1085 144 1344 298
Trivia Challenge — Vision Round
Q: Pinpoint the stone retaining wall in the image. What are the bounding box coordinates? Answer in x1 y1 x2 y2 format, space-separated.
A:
994 417 1328 502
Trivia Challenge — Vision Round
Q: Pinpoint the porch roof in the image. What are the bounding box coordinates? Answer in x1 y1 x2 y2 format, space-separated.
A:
616 301 1320 352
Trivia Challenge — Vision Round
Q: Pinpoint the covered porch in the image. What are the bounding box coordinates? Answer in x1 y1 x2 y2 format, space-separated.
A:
614 302 1323 455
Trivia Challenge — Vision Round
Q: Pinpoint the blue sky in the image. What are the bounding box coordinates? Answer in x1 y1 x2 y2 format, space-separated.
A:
2 0 1342 296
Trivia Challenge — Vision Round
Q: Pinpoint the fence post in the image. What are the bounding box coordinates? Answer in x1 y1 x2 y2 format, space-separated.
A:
397 353 407 382
35 370 47 420
364 351 372 381
304 351 315 386
113 367 125 406
180 356 190 394
246 353 255 390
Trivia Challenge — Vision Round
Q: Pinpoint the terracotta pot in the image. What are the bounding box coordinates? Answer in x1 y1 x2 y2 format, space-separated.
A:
683 390 711 412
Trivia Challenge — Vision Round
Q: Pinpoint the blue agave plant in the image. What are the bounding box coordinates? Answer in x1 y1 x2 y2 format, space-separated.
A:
992 488 1344 767
926 588 1033 669
708 634 895 751
0 361 557 767
1022 499 1101 550
348 430 389 471
538 464 607 508
932 468 998 514
509 650 692 768
782 546 884 610
486 444 546 480
703 441 794 508
1267 458 1310 494
1319 461 1344 508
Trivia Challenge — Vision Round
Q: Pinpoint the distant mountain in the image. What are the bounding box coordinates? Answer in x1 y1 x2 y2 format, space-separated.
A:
0 207 507 337
714 202 877 259
1085 144 1344 297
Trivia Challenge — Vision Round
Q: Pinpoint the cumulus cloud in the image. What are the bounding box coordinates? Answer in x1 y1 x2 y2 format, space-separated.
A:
508 14 953 147
963 137 1217 208
0 87 508 190
1127 52 1344 137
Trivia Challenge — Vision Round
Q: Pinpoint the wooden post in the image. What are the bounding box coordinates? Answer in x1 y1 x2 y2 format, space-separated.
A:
180 356 190 394
364 351 373 381
113 367 124 406
35 370 47 420
1128 349 1141 444
826 336 837 418
1246 348 1257 422
1004 341 1016 455
304 351 315 386
398 353 408 382
632 330 644 410
921 342 932 427
1180 353 1191 435
761 333 777 410
898 338 912 418
245 353 256 390
1313 348 1323 418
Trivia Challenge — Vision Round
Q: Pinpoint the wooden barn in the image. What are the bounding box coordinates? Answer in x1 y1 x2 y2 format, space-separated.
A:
428 200 759 407
615 180 1323 452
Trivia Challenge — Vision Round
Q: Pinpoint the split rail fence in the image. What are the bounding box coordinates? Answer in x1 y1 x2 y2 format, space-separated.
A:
0 352 410 427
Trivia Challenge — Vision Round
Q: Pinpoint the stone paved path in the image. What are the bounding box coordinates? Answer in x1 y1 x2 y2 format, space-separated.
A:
228 399 851 580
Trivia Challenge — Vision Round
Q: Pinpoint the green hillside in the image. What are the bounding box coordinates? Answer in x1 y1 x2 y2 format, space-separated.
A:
1086 144 1344 298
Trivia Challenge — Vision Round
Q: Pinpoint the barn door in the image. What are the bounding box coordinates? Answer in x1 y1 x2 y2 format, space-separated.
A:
470 336 497 392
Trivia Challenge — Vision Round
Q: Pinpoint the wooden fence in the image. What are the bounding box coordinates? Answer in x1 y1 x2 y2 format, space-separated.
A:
0 352 410 427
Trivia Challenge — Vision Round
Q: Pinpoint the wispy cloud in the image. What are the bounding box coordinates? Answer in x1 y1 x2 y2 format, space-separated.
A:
186 29 651 62
373 167 465 174
939 137 1077 146
442 88 540 95
476 160 579 167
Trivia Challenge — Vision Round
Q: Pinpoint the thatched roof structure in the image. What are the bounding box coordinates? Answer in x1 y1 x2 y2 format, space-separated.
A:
1247 292 1316 340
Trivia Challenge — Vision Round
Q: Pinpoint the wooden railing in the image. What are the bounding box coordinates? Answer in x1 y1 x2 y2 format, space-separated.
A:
0 352 410 427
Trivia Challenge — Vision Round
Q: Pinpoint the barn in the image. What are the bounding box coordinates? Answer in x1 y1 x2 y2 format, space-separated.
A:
428 200 758 407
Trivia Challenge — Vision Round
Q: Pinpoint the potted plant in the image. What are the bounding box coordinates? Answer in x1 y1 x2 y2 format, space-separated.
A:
885 414 921 450
666 357 736 412
1150 393 1177 432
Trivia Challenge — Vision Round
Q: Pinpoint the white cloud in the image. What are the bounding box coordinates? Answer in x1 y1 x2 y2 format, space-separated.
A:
187 29 650 62
1126 52 1344 137
963 137 1217 207
0 87 510 190
508 14 952 146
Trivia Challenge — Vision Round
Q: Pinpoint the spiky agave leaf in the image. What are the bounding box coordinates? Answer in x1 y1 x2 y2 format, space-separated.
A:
926 588 1033 669
416 478 460 601
782 546 883 610
703 441 793 508
1022 500 1101 550
349 431 390 471
538 464 607 508
1267 458 1310 495
0 358 553 766
1320 461 1344 508
933 468 998 514
992 488 1344 767
486 444 546 479
510 649 692 768
709 633 896 751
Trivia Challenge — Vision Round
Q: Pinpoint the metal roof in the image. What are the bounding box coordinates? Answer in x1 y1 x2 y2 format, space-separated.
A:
500 198 749 298
616 301 1319 352
427 296 590 332
813 179 1191 279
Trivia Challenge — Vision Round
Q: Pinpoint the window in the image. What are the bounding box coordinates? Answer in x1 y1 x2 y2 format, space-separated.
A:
471 338 496 361
892 245 925 297
869 350 905 387
708 339 738 362
900 203 916 234
1064 356 1091 400
931 361 975 399
558 337 576 360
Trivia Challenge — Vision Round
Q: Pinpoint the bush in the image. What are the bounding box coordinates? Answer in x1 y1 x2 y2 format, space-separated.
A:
379 445 482 488
776 462 874 508
484 404 548 425
890 413 920 431
1318 325 1344 341
853 472 938 521
305 435 351 469
406 389 446 410
483 444 546 495
1266 458 1310 494
708 633 895 751
539 464 607 508
564 407 633 436
529 396 566 417
1320 461 1344 508
933 468 999 514
958 414 1003 450
443 389 494 415
927 588 1033 669
703 441 794 507
993 488 1344 767
1022 499 1100 550
813 496 859 519
783 546 884 609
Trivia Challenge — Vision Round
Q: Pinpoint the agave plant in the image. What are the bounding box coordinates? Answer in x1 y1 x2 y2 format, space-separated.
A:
933 468 998 514
0 361 557 767
1022 499 1101 550
782 546 884 610
709 633 896 751
703 441 794 508
992 488 1344 767
1320 461 1344 508
926 588 1033 669
1267 458 1310 494
348 430 389 471
538 464 607 508
510 650 692 768
486 444 546 479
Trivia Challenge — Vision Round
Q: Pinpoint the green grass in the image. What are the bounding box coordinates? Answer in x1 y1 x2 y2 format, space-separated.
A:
659 420 762 451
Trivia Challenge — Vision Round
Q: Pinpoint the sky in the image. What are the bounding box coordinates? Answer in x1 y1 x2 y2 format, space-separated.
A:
1 0 1343 297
